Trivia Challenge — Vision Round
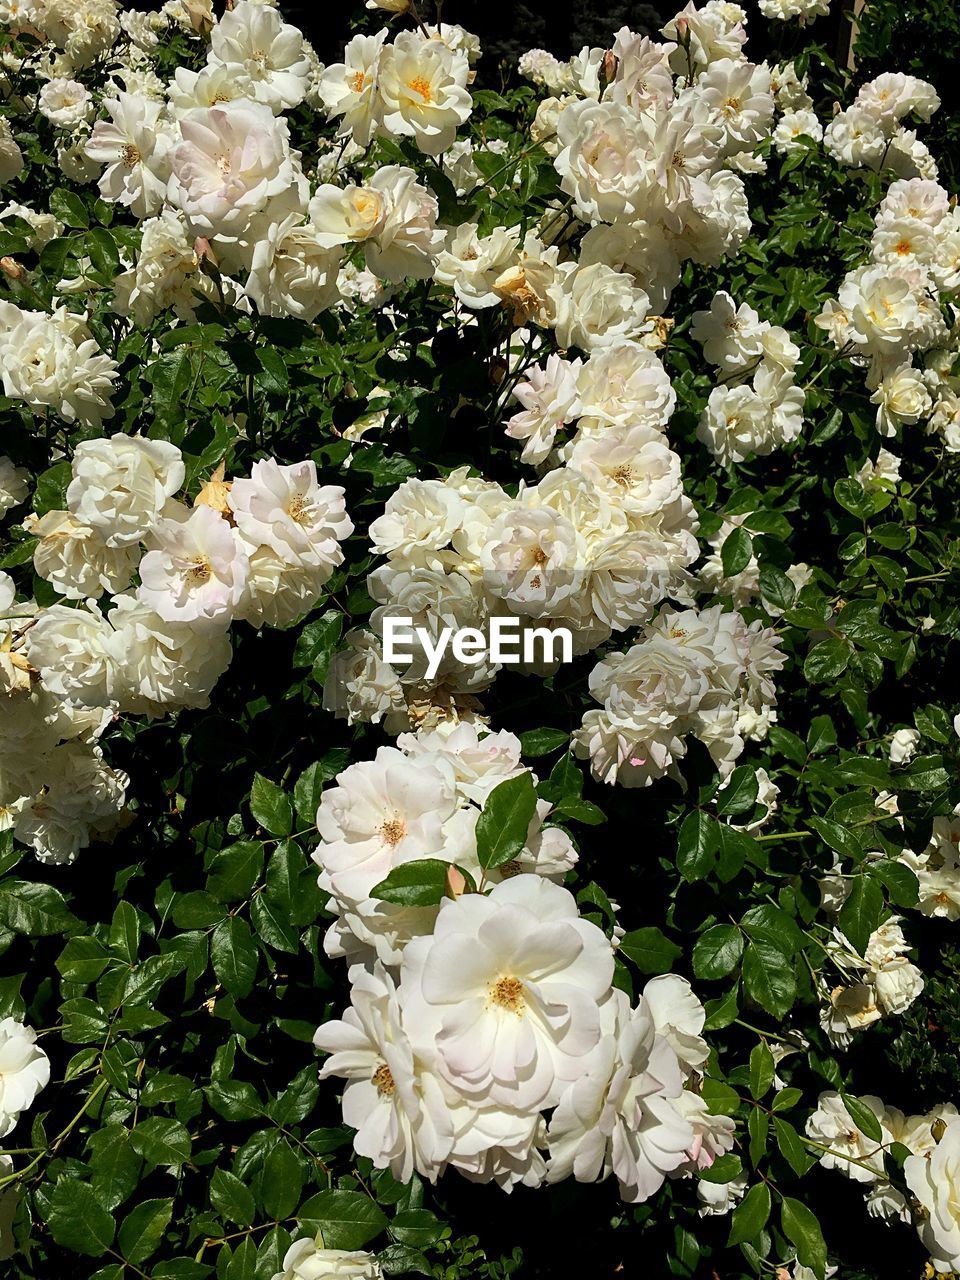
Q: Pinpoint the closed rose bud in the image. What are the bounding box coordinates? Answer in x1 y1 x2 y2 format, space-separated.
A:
489 357 508 386
0 256 24 280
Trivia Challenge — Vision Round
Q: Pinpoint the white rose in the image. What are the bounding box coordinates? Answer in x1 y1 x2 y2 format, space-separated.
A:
272 1236 382 1280
67 434 184 548
24 509 138 600
318 31 387 148
905 1119 960 1272
550 262 650 352
85 93 172 219
399 875 615 1110
889 726 920 764
0 1019 50 1138
170 100 306 240
137 504 249 626
38 78 92 127
26 602 118 708
377 30 472 156
108 592 232 718
554 99 653 224
207 0 311 113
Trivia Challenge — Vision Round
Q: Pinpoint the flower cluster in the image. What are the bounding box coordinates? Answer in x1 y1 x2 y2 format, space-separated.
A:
824 73 940 182
324 453 698 732
816 918 924 1046
818 173 960 454
692 291 805 464
806 1093 960 1241
312 721 724 1198
517 8 770 320
1 437 350 860
574 603 784 787
0 302 117 427
900 810 960 920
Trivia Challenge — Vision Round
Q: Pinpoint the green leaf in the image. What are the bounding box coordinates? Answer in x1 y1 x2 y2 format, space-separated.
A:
87 1126 141 1212
256 345 289 393
698 1152 743 1184
749 1042 775 1099
293 610 343 682
770 1088 801 1114
838 877 883 955
293 762 327 825
0 879 77 935
261 1141 303 1218
109 901 141 964
808 816 863 860
742 940 796 1018
130 1118 192 1170
716 766 759 816
249 774 293 837
781 1196 827 1279
388 1209 444 1248
371 858 451 907
748 1107 768 1166
840 1092 884 1143
43 1180 116 1257
692 925 744 980
519 728 569 757
803 637 850 684
475 772 538 870
677 811 719 882
298 1189 388 1250
210 1170 255 1227
618 927 681 974
740 904 804 955
212 917 259 998
869 859 919 908
759 564 796 612
806 715 837 754
207 841 264 903
117 1198 173 1266
49 187 90 228
773 1117 816 1177
727 1182 771 1246
721 526 753 576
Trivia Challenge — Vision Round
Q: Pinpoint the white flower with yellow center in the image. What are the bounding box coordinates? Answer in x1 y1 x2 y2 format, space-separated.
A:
38 77 92 128
315 962 467 1184
207 0 312 113
138 504 249 626
318 30 387 148
314 746 458 905
377 30 472 157
85 93 172 219
229 457 352 571
399 875 615 1110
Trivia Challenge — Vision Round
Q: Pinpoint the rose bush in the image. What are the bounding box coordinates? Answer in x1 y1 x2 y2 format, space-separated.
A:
0 0 959 1277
